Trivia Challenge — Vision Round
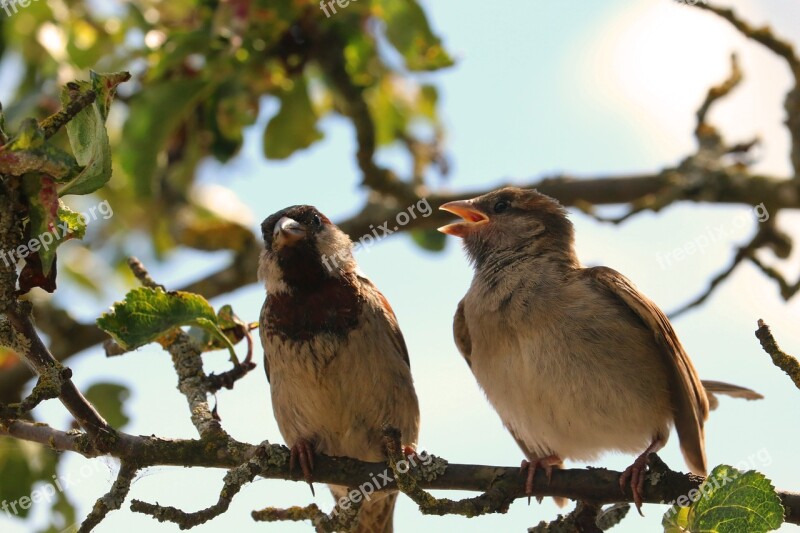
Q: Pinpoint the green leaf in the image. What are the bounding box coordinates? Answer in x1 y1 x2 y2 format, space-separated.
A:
0 440 37 519
120 78 211 197
97 287 238 362
410 228 446 252
662 465 784 533
264 77 323 160
84 382 131 429
377 0 454 71
57 203 88 240
21 176 88 278
5 117 45 151
0 101 7 143
58 71 129 196
22 176 61 275
188 304 250 352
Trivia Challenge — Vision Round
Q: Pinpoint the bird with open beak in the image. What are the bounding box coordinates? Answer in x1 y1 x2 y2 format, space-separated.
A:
438 187 762 512
258 205 420 532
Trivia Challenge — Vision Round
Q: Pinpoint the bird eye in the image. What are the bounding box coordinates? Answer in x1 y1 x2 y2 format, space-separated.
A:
311 214 322 227
493 200 510 214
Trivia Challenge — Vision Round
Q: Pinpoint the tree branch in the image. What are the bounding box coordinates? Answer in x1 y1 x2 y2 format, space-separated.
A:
755 319 800 390
695 2 800 176
2 420 799 527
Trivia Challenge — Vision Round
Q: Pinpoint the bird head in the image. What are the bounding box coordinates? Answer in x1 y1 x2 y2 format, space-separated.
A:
258 205 356 291
438 187 576 268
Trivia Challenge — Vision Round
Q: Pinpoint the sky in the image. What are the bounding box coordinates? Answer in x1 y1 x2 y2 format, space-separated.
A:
3 1 800 532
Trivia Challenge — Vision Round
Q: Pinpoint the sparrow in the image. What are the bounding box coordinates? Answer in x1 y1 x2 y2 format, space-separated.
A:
258 205 420 533
438 187 762 511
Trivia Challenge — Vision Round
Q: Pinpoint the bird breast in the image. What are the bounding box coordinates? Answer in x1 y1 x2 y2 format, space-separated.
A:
463 277 673 462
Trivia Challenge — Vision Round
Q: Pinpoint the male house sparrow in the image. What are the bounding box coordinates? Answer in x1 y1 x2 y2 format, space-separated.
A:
259 205 420 532
439 187 762 511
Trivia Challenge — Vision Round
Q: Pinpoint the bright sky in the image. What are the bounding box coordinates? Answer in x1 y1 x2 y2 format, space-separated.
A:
3 1 800 532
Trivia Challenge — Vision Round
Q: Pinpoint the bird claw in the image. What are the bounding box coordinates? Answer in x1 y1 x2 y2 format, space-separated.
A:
620 454 649 516
290 439 316 496
520 455 561 505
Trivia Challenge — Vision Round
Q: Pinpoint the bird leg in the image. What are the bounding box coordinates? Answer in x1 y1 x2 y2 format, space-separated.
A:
520 455 562 504
290 438 316 496
620 436 666 515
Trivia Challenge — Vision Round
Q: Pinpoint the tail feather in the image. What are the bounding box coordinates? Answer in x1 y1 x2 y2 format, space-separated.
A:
702 380 764 411
328 486 396 533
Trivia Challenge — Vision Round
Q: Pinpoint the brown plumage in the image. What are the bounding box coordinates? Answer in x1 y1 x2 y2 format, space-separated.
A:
439 187 762 511
259 205 420 532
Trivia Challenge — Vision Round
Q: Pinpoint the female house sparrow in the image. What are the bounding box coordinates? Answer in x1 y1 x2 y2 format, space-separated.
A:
259 205 420 532
439 187 762 511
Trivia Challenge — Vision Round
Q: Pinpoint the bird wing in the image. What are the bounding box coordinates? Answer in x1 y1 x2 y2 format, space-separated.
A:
453 298 473 368
584 266 709 475
359 276 411 369
259 299 271 383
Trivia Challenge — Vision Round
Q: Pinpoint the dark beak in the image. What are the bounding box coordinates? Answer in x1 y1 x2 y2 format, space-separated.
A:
438 200 489 238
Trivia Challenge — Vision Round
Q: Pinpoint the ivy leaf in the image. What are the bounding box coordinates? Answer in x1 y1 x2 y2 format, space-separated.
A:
662 465 784 533
377 0 454 71
264 77 323 160
58 71 129 196
97 287 238 363
84 382 131 429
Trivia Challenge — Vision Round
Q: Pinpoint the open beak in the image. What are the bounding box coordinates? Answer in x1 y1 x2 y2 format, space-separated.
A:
438 200 489 238
273 216 307 248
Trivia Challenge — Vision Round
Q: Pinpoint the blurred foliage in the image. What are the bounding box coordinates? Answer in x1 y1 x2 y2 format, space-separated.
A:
0 0 451 276
0 0 455 528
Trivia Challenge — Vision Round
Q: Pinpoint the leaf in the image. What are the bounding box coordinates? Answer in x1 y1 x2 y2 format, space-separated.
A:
662 465 784 533
410 228 446 252
120 78 211 198
97 287 238 362
58 71 129 196
0 439 37 518
21 177 87 279
188 304 249 352
5 117 45 151
264 77 323 159
22 176 60 276
0 101 7 143
18 253 57 294
377 0 454 71
84 382 130 429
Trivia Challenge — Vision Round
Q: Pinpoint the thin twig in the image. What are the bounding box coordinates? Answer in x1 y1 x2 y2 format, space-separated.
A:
79 461 139 533
755 319 800 390
39 83 97 140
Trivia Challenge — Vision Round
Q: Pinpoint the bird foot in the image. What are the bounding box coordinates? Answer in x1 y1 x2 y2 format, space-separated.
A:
290 438 316 496
620 452 650 516
520 455 562 504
